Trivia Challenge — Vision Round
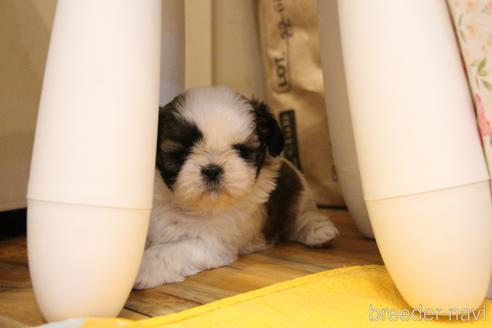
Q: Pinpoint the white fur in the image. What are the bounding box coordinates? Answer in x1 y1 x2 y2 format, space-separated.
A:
179 86 254 147
134 87 338 289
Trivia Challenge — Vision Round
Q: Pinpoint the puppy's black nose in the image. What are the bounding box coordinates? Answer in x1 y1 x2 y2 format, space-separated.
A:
201 164 223 182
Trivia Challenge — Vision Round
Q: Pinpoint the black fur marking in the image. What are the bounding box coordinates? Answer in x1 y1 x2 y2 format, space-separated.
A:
263 161 303 243
156 95 203 189
232 142 258 165
250 99 285 158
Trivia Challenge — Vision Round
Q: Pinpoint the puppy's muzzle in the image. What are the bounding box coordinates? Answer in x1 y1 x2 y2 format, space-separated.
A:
201 164 223 184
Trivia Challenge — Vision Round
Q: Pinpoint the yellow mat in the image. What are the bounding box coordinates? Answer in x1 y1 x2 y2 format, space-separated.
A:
79 265 491 328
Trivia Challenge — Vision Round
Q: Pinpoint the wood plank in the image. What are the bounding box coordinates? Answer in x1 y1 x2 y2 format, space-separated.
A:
0 262 30 288
0 287 148 325
126 290 199 317
0 288 44 326
0 315 25 328
153 266 281 305
0 237 31 289
119 308 150 320
229 254 315 280
261 240 382 269
234 252 327 273
0 237 27 265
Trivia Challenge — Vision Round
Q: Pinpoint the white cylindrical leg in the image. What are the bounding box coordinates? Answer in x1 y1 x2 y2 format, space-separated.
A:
27 0 162 321
335 0 492 311
317 0 373 238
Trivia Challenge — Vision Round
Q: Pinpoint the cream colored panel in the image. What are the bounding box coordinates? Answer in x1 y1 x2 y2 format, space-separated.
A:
184 0 212 88
0 0 56 211
212 0 264 98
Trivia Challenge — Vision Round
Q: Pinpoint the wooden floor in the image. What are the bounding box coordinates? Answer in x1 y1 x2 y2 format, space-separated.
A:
0 209 382 326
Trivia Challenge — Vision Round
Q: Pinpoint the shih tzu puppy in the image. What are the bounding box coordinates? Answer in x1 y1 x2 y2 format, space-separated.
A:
134 86 338 289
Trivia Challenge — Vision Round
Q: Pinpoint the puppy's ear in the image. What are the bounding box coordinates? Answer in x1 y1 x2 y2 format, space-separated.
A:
250 99 284 157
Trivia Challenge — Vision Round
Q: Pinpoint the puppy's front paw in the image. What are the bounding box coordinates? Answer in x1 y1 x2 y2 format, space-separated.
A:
133 252 185 290
306 220 339 247
298 212 339 248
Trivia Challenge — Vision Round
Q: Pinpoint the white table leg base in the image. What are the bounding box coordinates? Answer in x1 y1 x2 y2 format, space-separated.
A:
367 181 492 312
28 200 150 322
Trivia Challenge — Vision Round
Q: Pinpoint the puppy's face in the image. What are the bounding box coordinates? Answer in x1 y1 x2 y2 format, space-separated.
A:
156 87 284 211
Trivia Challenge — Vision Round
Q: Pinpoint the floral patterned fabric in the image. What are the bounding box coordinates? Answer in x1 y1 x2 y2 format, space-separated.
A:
448 0 492 298
449 0 492 177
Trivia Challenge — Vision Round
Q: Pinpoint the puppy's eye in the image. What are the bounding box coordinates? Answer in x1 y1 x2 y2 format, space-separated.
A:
233 143 256 162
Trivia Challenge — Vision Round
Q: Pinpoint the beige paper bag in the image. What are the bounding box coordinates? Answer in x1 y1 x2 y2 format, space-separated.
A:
257 0 344 206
